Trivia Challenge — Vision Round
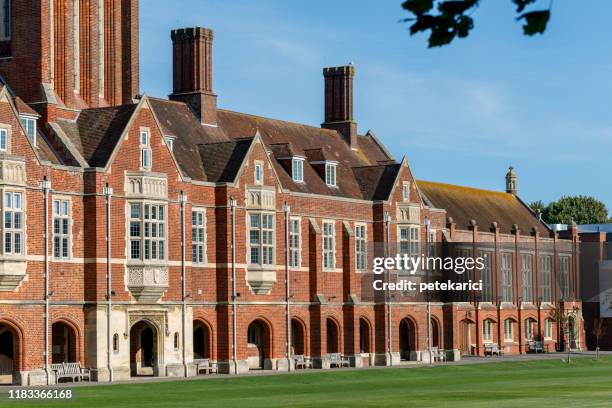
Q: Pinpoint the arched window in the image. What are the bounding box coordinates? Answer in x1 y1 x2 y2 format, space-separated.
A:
482 319 494 342
544 319 553 340
503 319 514 342
0 0 10 41
112 333 119 352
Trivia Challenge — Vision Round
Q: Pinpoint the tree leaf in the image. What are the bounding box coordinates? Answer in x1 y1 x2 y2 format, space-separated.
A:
402 0 435 15
438 0 479 16
517 10 550 35
512 0 537 13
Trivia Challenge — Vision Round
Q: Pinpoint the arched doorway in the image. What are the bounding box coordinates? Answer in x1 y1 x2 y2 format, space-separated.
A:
430 318 440 349
130 320 158 377
359 318 371 354
460 319 473 355
399 318 417 360
51 322 77 364
291 319 305 356
0 323 19 384
326 318 339 354
247 320 270 370
193 321 211 359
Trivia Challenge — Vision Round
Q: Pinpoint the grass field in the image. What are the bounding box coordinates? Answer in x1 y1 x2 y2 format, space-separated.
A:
6 357 612 408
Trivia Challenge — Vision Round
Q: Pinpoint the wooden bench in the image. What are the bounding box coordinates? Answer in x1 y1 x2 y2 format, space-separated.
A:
292 355 313 369
431 347 446 362
483 343 503 356
194 358 218 375
528 341 544 353
327 353 350 368
51 362 91 383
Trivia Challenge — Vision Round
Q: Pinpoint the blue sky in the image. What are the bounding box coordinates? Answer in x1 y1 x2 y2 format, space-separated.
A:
140 1 612 211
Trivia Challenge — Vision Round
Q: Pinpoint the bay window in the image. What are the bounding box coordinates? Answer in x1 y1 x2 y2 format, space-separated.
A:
53 199 70 259
323 221 335 269
355 223 367 271
249 213 274 266
191 209 206 264
3 191 22 255
129 202 166 261
289 218 300 268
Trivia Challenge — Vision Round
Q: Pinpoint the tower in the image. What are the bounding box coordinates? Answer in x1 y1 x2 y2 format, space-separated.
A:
0 0 139 116
506 166 517 195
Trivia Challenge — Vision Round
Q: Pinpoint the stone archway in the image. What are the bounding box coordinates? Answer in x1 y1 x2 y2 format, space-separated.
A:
0 322 20 385
247 319 271 370
359 318 371 354
51 321 77 364
291 319 306 356
430 318 440 349
130 320 159 377
193 320 212 360
399 318 417 360
326 318 340 354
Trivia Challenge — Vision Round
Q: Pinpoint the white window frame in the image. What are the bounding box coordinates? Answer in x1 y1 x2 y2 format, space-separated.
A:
540 255 552 302
289 217 301 268
20 115 36 145
560 256 570 300
140 129 152 170
504 319 514 342
254 161 263 185
482 319 493 342
53 198 71 259
524 319 535 341
292 158 304 183
128 202 166 262
355 223 367 272
501 252 513 302
325 162 337 187
398 225 420 257
248 212 275 266
544 319 553 340
480 251 492 302
3 190 23 256
402 182 410 202
164 136 175 152
521 253 533 302
322 220 335 270
0 128 8 152
191 208 206 265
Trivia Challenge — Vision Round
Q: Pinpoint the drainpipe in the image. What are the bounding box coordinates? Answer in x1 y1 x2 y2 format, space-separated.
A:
283 202 291 371
425 217 432 364
42 178 51 385
229 197 238 373
384 211 392 365
103 184 113 382
179 192 188 377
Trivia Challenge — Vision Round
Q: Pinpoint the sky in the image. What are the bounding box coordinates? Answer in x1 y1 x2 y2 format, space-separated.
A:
139 1 612 211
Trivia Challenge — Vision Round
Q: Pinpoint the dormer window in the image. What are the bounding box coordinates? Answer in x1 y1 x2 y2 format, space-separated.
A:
325 162 337 187
140 129 151 170
254 161 263 184
20 116 36 145
164 136 175 152
292 158 304 183
0 128 7 152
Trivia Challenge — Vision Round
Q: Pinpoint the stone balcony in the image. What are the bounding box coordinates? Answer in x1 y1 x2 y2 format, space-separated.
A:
246 266 277 295
126 264 169 302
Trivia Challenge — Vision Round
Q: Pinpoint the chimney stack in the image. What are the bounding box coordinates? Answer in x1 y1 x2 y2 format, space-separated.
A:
169 27 217 125
322 65 357 148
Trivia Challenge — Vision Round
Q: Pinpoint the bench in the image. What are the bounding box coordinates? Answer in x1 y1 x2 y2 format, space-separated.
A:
431 347 446 362
528 341 544 354
194 358 218 375
483 343 503 356
51 362 91 383
293 355 313 369
327 353 350 368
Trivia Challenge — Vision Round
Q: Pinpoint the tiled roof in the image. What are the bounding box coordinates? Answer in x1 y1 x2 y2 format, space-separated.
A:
198 139 253 183
417 180 550 235
14 96 39 117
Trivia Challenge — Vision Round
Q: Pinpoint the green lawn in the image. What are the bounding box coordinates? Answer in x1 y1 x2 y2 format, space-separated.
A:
7 357 612 408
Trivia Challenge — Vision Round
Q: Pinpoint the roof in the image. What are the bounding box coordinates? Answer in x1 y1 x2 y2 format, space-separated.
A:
14 96 39 117
417 180 550 235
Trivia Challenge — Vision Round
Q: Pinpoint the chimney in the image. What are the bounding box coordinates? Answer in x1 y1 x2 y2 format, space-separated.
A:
505 166 517 195
169 27 217 125
322 65 357 148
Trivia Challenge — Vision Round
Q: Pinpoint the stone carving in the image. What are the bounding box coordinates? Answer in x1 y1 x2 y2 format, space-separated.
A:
0 259 27 291
127 265 169 301
246 269 277 295
396 203 420 224
0 156 26 186
245 185 276 210
125 172 168 199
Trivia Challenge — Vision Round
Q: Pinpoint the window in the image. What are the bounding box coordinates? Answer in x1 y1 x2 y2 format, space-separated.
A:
524 319 536 341
480 251 492 302
164 136 174 152
254 162 263 184
113 333 119 352
140 130 151 169
0 128 7 151
504 319 514 342
560 256 570 300
325 163 337 187
129 203 166 261
540 255 552 302
482 319 493 342
0 0 10 40
355 224 367 271
174 332 180 349
402 182 410 201
501 253 513 302
544 319 553 340
398 226 420 257
191 210 206 264
521 254 533 302
3 191 22 255
289 218 300 268
427 229 436 258
20 116 36 144
249 213 274 266
53 199 70 259
323 221 335 269
292 158 304 183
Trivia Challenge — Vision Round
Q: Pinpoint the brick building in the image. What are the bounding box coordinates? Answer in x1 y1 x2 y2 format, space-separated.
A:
0 1 584 385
